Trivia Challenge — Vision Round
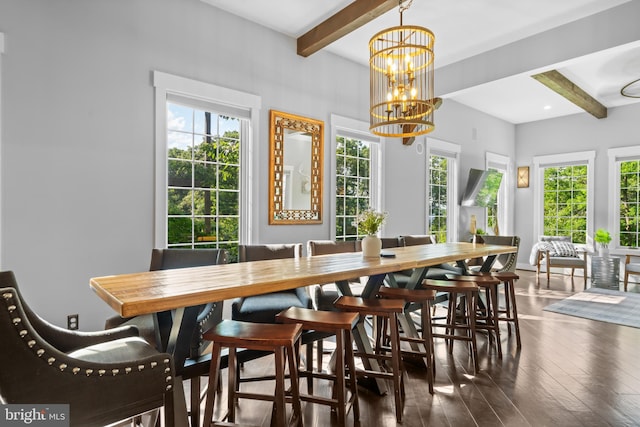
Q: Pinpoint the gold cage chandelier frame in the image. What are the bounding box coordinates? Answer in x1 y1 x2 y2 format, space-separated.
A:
369 0 437 141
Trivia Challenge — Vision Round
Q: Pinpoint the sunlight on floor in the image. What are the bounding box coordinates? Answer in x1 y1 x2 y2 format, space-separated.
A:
567 293 625 304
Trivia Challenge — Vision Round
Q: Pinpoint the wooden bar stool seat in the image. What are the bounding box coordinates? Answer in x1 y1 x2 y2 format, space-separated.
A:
334 295 406 423
276 307 360 426
470 271 522 348
445 274 503 358
202 320 303 427
421 279 480 373
376 286 437 394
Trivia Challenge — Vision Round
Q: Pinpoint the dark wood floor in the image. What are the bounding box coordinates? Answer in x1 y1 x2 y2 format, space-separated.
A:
200 270 640 427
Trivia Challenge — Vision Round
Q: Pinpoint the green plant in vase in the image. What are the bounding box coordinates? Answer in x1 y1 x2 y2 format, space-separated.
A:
356 208 387 236
356 208 388 257
594 228 612 257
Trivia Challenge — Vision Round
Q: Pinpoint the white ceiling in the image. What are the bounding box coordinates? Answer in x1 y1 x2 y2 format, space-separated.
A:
202 0 640 124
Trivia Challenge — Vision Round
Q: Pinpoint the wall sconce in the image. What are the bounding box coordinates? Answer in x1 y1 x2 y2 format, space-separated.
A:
517 166 529 188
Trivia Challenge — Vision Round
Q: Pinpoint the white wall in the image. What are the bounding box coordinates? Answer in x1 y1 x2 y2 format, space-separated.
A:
382 99 517 240
0 0 515 330
514 102 640 268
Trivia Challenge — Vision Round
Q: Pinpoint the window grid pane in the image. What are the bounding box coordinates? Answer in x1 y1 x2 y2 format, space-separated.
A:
620 160 640 247
167 102 241 258
335 136 373 241
542 165 588 244
429 155 448 243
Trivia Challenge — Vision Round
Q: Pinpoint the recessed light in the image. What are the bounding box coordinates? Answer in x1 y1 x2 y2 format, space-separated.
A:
543 105 552 110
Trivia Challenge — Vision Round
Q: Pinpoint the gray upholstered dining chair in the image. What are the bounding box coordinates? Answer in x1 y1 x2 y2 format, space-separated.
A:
400 234 436 246
0 271 175 427
230 243 325 389
397 234 462 281
472 235 521 272
308 240 364 311
104 248 228 427
231 243 312 323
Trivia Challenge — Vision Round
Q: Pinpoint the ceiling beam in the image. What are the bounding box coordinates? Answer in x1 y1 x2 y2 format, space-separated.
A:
297 0 398 57
531 69 607 119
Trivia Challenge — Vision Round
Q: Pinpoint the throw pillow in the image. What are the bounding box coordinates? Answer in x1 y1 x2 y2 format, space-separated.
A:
549 240 578 258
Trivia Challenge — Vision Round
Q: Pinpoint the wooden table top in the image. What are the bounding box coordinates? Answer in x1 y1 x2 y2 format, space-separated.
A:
90 242 516 318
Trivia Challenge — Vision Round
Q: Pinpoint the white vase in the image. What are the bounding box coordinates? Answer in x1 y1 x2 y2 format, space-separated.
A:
599 246 609 257
362 234 382 258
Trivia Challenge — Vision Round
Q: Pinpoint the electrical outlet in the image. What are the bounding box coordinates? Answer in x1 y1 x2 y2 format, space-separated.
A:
67 314 79 330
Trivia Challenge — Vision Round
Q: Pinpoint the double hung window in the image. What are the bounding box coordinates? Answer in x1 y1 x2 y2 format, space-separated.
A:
166 103 242 255
154 71 260 261
427 139 460 242
608 146 640 248
331 115 382 241
533 151 594 244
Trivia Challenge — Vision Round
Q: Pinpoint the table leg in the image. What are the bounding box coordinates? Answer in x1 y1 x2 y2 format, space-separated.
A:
155 306 202 426
171 376 191 427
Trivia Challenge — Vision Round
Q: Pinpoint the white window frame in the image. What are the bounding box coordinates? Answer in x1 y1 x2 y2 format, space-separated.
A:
153 71 261 247
330 114 384 240
485 152 514 235
0 33 4 267
426 138 461 242
533 150 595 245
608 145 640 250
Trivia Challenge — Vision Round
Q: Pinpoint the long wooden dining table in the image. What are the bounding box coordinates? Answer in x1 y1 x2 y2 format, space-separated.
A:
90 242 516 424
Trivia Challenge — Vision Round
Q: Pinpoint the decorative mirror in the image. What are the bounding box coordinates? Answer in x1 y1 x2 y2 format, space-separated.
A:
269 110 323 224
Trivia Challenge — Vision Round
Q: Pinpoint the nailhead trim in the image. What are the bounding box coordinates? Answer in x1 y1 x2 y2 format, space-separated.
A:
3 289 174 388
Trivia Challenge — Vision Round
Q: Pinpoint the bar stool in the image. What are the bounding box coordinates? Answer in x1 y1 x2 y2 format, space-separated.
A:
334 295 406 423
469 271 521 348
276 307 360 426
202 319 303 427
376 286 436 394
421 279 480 373
445 274 503 358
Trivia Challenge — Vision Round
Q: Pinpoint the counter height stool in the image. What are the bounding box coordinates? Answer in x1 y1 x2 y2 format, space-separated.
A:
202 320 303 427
334 295 406 423
276 307 360 426
468 271 522 348
376 286 436 394
421 279 480 373
445 274 503 358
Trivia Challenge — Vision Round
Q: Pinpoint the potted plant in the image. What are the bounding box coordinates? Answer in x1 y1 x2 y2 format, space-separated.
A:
594 228 612 257
356 208 388 257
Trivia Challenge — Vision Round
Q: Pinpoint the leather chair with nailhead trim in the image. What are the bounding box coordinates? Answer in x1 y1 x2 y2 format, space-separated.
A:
0 271 176 427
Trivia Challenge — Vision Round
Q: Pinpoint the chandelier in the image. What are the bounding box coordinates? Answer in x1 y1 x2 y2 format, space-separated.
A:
369 0 437 143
